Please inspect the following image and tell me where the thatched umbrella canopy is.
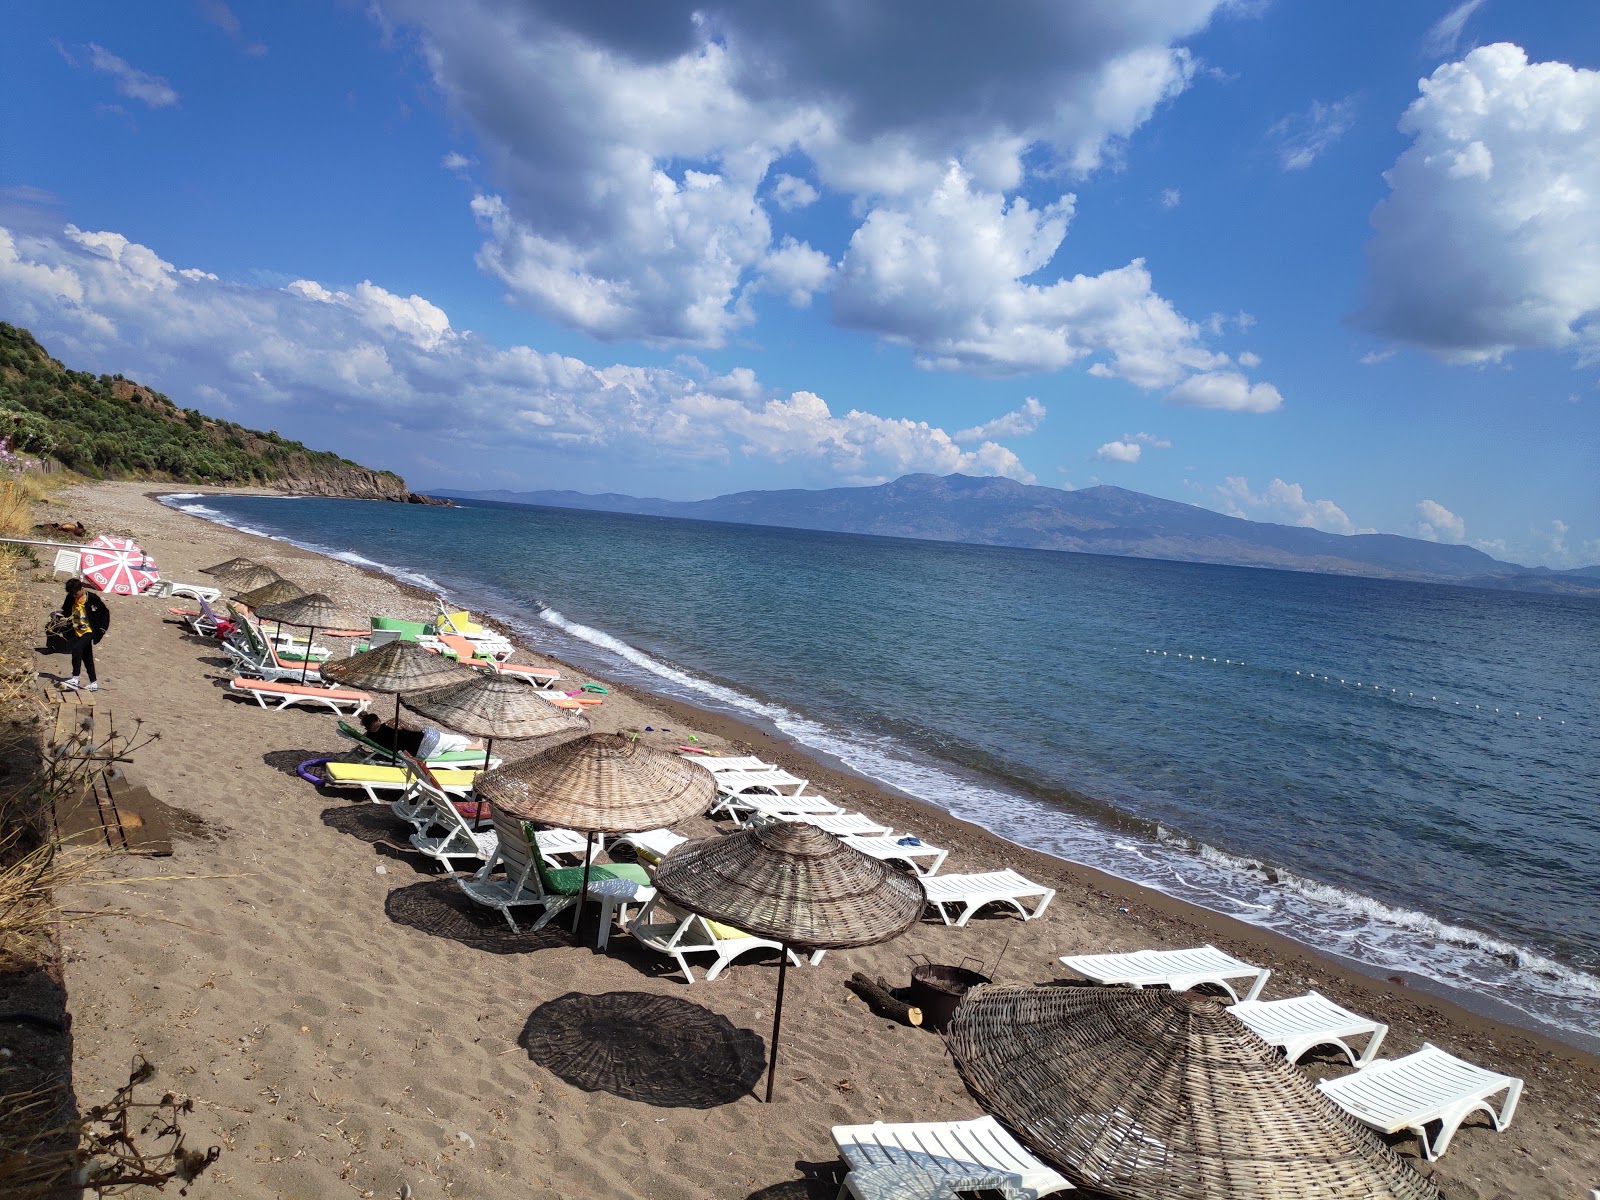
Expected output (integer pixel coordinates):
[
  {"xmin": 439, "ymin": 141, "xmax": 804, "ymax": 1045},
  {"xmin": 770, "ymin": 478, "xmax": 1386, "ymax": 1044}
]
[
  {"xmin": 233, "ymin": 578, "xmax": 307, "ymax": 608},
  {"xmin": 257, "ymin": 592, "xmax": 344, "ymax": 685},
  {"xmin": 653, "ymin": 822, "xmax": 925, "ymax": 1101},
  {"xmin": 200, "ymin": 556, "xmax": 268, "ymax": 579},
  {"xmin": 477, "ymin": 733, "xmax": 715, "ymax": 933},
  {"xmin": 214, "ymin": 561, "xmax": 282, "ymax": 593},
  {"xmin": 403, "ymin": 674, "xmax": 589, "ymax": 801},
  {"xmin": 319, "ymin": 639, "xmax": 479, "ymax": 729},
  {"xmin": 945, "ymin": 984, "xmax": 1440, "ymax": 1200},
  {"xmin": 477, "ymin": 733, "xmax": 714, "ymax": 833}
]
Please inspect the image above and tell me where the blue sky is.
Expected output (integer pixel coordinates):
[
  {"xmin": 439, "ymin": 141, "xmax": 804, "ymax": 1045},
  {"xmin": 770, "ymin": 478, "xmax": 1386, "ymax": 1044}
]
[{"xmin": 2, "ymin": 1, "xmax": 1597, "ymax": 567}]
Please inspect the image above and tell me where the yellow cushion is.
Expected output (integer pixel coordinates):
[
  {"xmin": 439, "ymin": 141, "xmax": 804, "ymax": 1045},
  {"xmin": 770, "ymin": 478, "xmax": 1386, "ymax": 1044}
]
[
  {"xmin": 705, "ymin": 918, "xmax": 753, "ymax": 942},
  {"xmin": 324, "ymin": 762, "xmax": 478, "ymax": 786},
  {"xmin": 443, "ymin": 610, "xmax": 485, "ymax": 635}
]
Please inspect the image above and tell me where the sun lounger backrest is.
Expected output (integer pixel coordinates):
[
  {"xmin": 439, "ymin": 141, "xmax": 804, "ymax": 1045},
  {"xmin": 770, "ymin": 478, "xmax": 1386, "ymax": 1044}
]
[
  {"xmin": 372, "ymin": 616, "xmax": 431, "ymax": 640},
  {"xmin": 486, "ymin": 809, "xmax": 548, "ymax": 899}
]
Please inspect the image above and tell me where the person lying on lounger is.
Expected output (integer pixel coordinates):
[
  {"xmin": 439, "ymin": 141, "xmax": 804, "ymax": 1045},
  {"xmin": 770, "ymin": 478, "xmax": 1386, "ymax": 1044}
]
[{"xmin": 357, "ymin": 713, "xmax": 480, "ymax": 758}]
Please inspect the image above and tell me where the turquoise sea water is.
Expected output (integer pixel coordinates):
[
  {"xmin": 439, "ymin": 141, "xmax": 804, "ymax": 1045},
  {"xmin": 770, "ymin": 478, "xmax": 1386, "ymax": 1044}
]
[{"xmin": 166, "ymin": 493, "xmax": 1600, "ymax": 1046}]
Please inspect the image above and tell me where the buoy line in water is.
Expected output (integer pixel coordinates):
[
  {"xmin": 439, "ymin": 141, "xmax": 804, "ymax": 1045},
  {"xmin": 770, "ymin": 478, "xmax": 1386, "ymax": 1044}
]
[{"xmin": 1139, "ymin": 648, "xmax": 1569, "ymax": 727}]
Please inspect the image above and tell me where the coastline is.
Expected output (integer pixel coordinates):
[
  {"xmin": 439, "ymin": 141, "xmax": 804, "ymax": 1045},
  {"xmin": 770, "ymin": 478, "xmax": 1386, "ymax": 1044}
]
[{"xmin": 38, "ymin": 480, "xmax": 1600, "ymax": 1199}]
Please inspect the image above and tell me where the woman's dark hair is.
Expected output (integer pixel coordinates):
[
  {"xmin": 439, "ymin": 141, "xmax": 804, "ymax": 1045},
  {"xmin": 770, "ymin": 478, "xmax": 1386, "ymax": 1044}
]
[{"xmin": 64, "ymin": 579, "xmax": 83, "ymax": 595}]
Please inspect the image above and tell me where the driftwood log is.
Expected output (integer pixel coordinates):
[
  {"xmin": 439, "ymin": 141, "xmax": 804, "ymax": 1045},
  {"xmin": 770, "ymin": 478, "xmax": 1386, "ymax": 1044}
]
[{"xmin": 847, "ymin": 972, "xmax": 922, "ymax": 1027}]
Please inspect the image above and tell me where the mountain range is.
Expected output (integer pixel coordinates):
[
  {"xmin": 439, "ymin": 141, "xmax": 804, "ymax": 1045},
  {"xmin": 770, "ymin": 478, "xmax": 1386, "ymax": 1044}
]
[{"xmin": 438, "ymin": 473, "xmax": 1600, "ymax": 596}]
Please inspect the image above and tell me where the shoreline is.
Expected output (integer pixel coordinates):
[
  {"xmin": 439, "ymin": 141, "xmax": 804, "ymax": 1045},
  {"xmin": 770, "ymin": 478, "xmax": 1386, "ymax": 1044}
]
[
  {"xmin": 158, "ymin": 486, "xmax": 1600, "ymax": 1055},
  {"xmin": 38, "ymin": 479, "xmax": 1600, "ymax": 1199}
]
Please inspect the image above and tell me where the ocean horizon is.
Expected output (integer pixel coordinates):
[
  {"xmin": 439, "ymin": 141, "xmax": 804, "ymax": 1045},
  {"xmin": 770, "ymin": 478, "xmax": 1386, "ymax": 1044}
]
[{"xmin": 164, "ymin": 490, "xmax": 1600, "ymax": 1050}]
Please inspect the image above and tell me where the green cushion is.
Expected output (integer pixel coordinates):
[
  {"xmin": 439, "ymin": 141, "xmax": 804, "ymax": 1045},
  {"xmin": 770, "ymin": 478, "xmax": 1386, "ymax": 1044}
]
[
  {"xmin": 371, "ymin": 616, "xmax": 432, "ymax": 639},
  {"xmin": 523, "ymin": 821, "xmax": 650, "ymax": 895}
]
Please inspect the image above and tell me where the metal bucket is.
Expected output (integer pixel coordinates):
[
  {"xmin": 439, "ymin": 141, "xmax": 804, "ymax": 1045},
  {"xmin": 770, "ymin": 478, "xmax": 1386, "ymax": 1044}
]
[{"xmin": 908, "ymin": 956, "xmax": 991, "ymax": 1032}]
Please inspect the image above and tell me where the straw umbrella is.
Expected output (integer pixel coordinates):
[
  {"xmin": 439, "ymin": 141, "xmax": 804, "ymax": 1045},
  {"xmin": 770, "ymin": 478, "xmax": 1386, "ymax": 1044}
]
[
  {"xmin": 232, "ymin": 578, "xmax": 307, "ymax": 609},
  {"xmin": 319, "ymin": 639, "xmax": 479, "ymax": 733},
  {"xmin": 201, "ymin": 556, "xmax": 270, "ymax": 580},
  {"xmin": 257, "ymin": 592, "xmax": 343, "ymax": 685},
  {"xmin": 474, "ymin": 733, "xmax": 715, "ymax": 933},
  {"xmin": 211, "ymin": 561, "xmax": 282, "ymax": 592},
  {"xmin": 402, "ymin": 674, "xmax": 589, "ymax": 808},
  {"xmin": 652, "ymin": 822, "xmax": 925, "ymax": 1101},
  {"xmin": 945, "ymin": 984, "xmax": 1440, "ymax": 1200}
]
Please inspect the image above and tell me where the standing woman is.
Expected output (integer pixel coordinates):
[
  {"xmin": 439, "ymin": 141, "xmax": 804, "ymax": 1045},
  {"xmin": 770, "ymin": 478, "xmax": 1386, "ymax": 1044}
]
[{"xmin": 59, "ymin": 578, "xmax": 110, "ymax": 692}]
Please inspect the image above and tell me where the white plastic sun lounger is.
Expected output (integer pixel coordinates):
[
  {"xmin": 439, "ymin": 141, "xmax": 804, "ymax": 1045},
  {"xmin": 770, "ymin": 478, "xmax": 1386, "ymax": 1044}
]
[
  {"xmin": 230, "ymin": 677, "xmax": 372, "ymax": 715},
  {"xmin": 684, "ymin": 755, "xmax": 775, "ymax": 774},
  {"xmin": 320, "ymin": 761, "xmax": 479, "ymax": 805},
  {"xmin": 1318, "ymin": 1043, "xmax": 1522, "ymax": 1160},
  {"xmin": 831, "ymin": 1115, "xmax": 1073, "ymax": 1200},
  {"xmin": 922, "ymin": 870, "xmax": 1054, "ymax": 926},
  {"xmin": 626, "ymin": 896, "xmax": 819, "ymax": 984},
  {"xmin": 608, "ymin": 828, "xmax": 688, "ymax": 865},
  {"xmin": 722, "ymin": 793, "xmax": 846, "ymax": 824},
  {"xmin": 842, "ymin": 835, "xmax": 949, "ymax": 876},
  {"xmin": 714, "ymin": 767, "xmax": 809, "ymax": 798},
  {"xmin": 1230, "ymin": 991, "xmax": 1387, "ymax": 1067},
  {"xmin": 1058, "ymin": 944, "xmax": 1270, "ymax": 1004},
  {"xmin": 784, "ymin": 812, "xmax": 893, "ymax": 838}
]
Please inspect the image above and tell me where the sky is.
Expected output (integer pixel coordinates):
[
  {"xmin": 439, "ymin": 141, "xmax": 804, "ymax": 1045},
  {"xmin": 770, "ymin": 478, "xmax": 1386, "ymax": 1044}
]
[{"xmin": 2, "ymin": 1, "xmax": 1598, "ymax": 568}]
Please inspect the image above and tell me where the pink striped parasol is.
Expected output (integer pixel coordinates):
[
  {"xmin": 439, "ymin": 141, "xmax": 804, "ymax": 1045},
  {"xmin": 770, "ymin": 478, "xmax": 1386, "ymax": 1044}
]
[{"xmin": 80, "ymin": 536, "xmax": 161, "ymax": 595}]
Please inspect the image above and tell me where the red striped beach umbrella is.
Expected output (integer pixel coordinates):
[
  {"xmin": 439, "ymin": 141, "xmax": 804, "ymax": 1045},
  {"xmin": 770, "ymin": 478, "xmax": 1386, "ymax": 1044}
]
[{"xmin": 80, "ymin": 537, "xmax": 161, "ymax": 596}]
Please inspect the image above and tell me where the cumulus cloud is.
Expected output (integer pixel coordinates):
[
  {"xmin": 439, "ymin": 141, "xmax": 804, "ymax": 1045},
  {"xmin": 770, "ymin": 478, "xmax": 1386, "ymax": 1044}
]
[
  {"xmin": 771, "ymin": 174, "xmax": 819, "ymax": 211},
  {"xmin": 1268, "ymin": 97, "xmax": 1356, "ymax": 170},
  {"xmin": 1236, "ymin": 350, "xmax": 1261, "ymax": 368},
  {"xmin": 0, "ymin": 222, "xmax": 1037, "ymax": 489},
  {"xmin": 1166, "ymin": 371, "xmax": 1282, "ymax": 412},
  {"xmin": 1415, "ymin": 499, "xmax": 1466, "ymax": 542},
  {"xmin": 441, "ymin": 151, "xmax": 474, "ymax": 171},
  {"xmin": 1359, "ymin": 44, "xmax": 1600, "ymax": 363},
  {"xmin": 954, "ymin": 397, "xmax": 1046, "ymax": 444},
  {"xmin": 87, "ymin": 45, "xmax": 179, "ymax": 108},
  {"xmin": 1126, "ymin": 430, "xmax": 1171, "ymax": 448},
  {"xmin": 373, "ymin": 0, "xmax": 1267, "ymax": 399},
  {"xmin": 1217, "ymin": 476, "xmax": 1364, "ymax": 534},
  {"xmin": 1094, "ymin": 440, "xmax": 1141, "ymax": 464},
  {"xmin": 1423, "ymin": 0, "xmax": 1486, "ymax": 57}
]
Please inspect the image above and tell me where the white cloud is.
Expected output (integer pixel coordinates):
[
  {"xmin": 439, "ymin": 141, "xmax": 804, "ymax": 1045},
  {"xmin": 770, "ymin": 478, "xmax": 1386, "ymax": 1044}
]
[
  {"xmin": 1161, "ymin": 188, "xmax": 1181, "ymax": 208},
  {"xmin": 771, "ymin": 174, "xmax": 819, "ymax": 211},
  {"xmin": 1423, "ymin": 0, "xmax": 1487, "ymax": 57},
  {"xmin": 1543, "ymin": 518, "xmax": 1570, "ymax": 561},
  {"xmin": 1126, "ymin": 430, "xmax": 1171, "ymax": 448},
  {"xmin": 87, "ymin": 44, "xmax": 179, "ymax": 108},
  {"xmin": 1268, "ymin": 97, "xmax": 1356, "ymax": 170},
  {"xmin": 1217, "ymin": 476, "xmax": 1364, "ymax": 535},
  {"xmin": 374, "ymin": 0, "xmax": 1254, "ymax": 389},
  {"xmin": 1359, "ymin": 348, "xmax": 1396, "ymax": 365},
  {"xmin": 1094, "ymin": 440, "xmax": 1141, "ymax": 464},
  {"xmin": 1236, "ymin": 350, "xmax": 1261, "ymax": 368},
  {"xmin": 1415, "ymin": 499, "xmax": 1466, "ymax": 542},
  {"xmin": 441, "ymin": 151, "xmax": 474, "ymax": 171},
  {"xmin": 1360, "ymin": 44, "xmax": 1600, "ymax": 364},
  {"xmin": 954, "ymin": 397, "xmax": 1046, "ymax": 444},
  {"xmin": 834, "ymin": 163, "xmax": 1245, "ymax": 386},
  {"xmin": 0, "ymin": 222, "xmax": 1037, "ymax": 489},
  {"xmin": 1166, "ymin": 371, "xmax": 1282, "ymax": 412}
]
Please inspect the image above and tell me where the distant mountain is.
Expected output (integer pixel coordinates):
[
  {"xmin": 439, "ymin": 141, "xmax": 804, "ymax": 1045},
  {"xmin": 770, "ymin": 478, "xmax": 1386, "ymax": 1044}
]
[{"xmin": 439, "ymin": 474, "xmax": 1600, "ymax": 595}]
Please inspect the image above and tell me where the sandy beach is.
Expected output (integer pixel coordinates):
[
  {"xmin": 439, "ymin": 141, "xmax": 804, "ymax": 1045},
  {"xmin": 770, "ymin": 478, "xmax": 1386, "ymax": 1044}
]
[{"xmin": 28, "ymin": 481, "xmax": 1600, "ymax": 1199}]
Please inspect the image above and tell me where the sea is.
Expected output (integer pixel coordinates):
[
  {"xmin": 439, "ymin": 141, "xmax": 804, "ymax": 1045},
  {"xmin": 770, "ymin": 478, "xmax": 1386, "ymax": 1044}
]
[{"xmin": 163, "ymin": 492, "xmax": 1600, "ymax": 1050}]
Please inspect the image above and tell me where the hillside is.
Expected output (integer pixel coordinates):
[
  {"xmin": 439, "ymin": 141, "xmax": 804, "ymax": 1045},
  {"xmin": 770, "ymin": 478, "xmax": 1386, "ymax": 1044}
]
[
  {"xmin": 0, "ymin": 323, "xmax": 437, "ymax": 501},
  {"xmin": 446, "ymin": 474, "xmax": 1600, "ymax": 595}
]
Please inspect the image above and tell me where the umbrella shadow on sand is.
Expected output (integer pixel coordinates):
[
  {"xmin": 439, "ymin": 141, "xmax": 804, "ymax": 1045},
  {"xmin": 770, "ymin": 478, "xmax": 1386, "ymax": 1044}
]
[
  {"xmin": 520, "ymin": 991, "xmax": 765, "ymax": 1109},
  {"xmin": 384, "ymin": 878, "xmax": 570, "ymax": 956}
]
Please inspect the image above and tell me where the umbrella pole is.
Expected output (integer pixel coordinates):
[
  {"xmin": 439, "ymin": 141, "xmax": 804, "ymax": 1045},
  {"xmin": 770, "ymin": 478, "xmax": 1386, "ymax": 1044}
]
[
  {"xmin": 765, "ymin": 945, "xmax": 790, "ymax": 1103},
  {"xmin": 571, "ymin": 831, "xmax": 596, "ymax": 936},
  {"xmin": 473, "ymin": 737, "xmax": 495, "ymax": 825},
  {"xmin": 299, "ymin": 623, "xmax": 316, "ymax": 686}
]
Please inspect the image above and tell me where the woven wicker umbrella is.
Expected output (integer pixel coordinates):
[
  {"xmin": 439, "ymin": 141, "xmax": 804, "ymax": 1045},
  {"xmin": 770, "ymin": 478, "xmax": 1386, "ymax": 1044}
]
[
  {"xmin": 257, "ymin": 592, "xmax": 343, "ymax": 685},
  {"xmin": 233, "ymin": 578, "xmax": 307, "ymax": 608},
  {"xmin": 476, "ymin": 733, "xmax": 715, "ymax": 933},
  {"xmin": 653, "ymin": 822, "xmax": 925, "ymax": 1101},
  {"xmin": 200, "ymin": 556, "xmax": 267, "ymax": 579},
  {"xmin": 402, "ymin": 674, "xmax": 589, "ymax": 802},
  {"xmin": 211, "ymin": 561, "xmax": 281, "ymax": 592},
  {"xmin": 945, "ymin": 984, "xmax": 1440, "ymax": 1200},
  {"xmin": 319, "ymin": 639, "xmax": 479, "ymax": 732}
]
